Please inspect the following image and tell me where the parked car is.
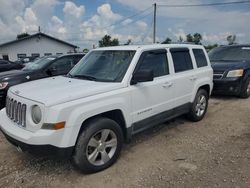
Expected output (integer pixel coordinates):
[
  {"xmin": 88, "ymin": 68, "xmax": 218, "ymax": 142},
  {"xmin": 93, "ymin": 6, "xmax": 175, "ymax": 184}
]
[
  {"xmin": 15, "ymin": 56, "xmax": 39, "ymax": 65},
  {"xmin": 0, "ymin": 59, "xmax": 24, "ymax": 73},
  {"xmin": 209, "ymin": 44, "xmax": 250, "ymax": 98},
  {"xmin": 0, "ymin": 54, "xmax": 84, "ymax": 109},
  {"xmin": 0, "ymin": 44, "xmax": 213, "ymax": 173}
]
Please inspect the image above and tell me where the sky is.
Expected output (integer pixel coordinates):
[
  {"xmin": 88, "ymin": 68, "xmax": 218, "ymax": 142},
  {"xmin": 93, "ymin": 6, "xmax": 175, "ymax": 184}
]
[{"xmin": 0, "ymin": 0, "xmax": 250, "ymax": 49}]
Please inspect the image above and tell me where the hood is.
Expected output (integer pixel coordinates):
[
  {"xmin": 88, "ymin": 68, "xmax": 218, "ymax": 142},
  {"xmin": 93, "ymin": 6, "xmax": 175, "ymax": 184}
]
[
  {"xmin": 0, "ymin": 69, "xmax": 33, "ymax": 81},
  {"xmin": 9, "ymin": 76, "xmax": 124, "ymax": 106},
  {"xmin": 211, "ymin": 60, "xmax": 249, "ymax": 71}
]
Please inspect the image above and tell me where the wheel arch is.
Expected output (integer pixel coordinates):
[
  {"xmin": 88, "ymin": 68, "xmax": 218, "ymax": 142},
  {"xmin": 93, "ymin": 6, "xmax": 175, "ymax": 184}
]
[{"xmin": 75, "ymin": 109, "xmax": 129, "ymax": 146}]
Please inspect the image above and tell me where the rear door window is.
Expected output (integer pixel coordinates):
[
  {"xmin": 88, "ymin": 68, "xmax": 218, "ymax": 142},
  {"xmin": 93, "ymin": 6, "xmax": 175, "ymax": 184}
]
[
  {"xmin": 193, "ymin": 49, "xmax": 208, "ymax": 67},
  {"xmin": 170, "ymin": 48, "xmax": 193, "ymax": 73}
]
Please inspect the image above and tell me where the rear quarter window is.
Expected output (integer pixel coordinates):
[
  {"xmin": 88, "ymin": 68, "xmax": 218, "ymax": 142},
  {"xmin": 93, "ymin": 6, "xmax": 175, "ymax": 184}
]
[
  {"xmin": 193, "ymin": 49, "xmax": 208, "ymax": 68},
  {"xmin": 170, "ymin": 48, "xmax": 193, "ymax": 73}
]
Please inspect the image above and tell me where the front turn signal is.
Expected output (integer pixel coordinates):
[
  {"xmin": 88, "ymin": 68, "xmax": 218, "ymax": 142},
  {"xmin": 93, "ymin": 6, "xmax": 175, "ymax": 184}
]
[{"xmin": 42, "ymin": 121, "xmax": 65, "ymax": 130}]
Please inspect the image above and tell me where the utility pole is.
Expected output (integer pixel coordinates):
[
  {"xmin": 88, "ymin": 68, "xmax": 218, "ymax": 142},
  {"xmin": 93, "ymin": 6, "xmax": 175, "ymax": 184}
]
[{"xmin": 153, "ymin": 3, "xmax": 156, "ymax": 43}]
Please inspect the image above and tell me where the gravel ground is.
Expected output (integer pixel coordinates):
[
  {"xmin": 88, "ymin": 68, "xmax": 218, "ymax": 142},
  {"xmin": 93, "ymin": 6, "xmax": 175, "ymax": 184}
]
[{"xmin": 0, "ymin": 97, "xmax": 249, "ymax": 188}]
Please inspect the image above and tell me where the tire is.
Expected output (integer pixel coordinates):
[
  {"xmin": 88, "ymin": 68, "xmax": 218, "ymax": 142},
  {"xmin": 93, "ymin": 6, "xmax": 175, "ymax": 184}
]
[
  {"xmin": 187, "ymin": 89, "xmax": 209, "ymax": 122},
  {"xmin": 72, "ymin": 117, "xmax": 123, "ymax": 174},
  {"xmin": 239, "ymin": 77, "xmax": 250, "ymax": 98}
]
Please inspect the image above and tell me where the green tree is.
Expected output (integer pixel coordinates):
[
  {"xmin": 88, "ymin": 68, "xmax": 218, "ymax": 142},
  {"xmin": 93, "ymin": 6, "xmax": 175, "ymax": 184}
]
[
  {"xmin": 186, "ymin": 34, "xmax": 193, "ymax": 43},
  {"xmin": 193, "ymin": 33, "xmax": 202, "ymax": 44},
  {"xmin": 227, "ymin": 35, "xmax": 236, "ymax": 45},
  {"xmin": 124, "ymin": 39, "xmax": 132, "ymax": 45},
  {"xmin": 99, "ymin": 35, "xmax": 119, "ymax": 47},
  {"xmin": 16, "ymin": 33, "xmax": 30, "ymax": 40},
  {"xmin": 178, "ymin": 36, "xmax": 183, "ymax": 43},
  {"xmin": 161, "ymin": 37, "xmax": 172, "ymax": 44},
  {"xmin": 204, "ymin": 44, "xmax": 218, "ymax": 52},
  {"xmin": 83, "ymin": 48, "xmax": 89, "ymax": 53}
]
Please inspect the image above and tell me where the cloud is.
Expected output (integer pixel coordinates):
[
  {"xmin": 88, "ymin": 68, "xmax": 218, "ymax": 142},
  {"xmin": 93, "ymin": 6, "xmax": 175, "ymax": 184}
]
[
  {"xmin": 51, "ymin": 16, "xmax": 63, "ymax": 25},
  {"xmin": 168, "ymin": 28, "xmax": 186, "ymax": 41},
  {"xmin": 115, "ymin": 0, "xmax": 250, "ymax": 44},
  {"xmin": 2, "ymin": 0, "xmax": 247, "ymax": 48},
  {"xmin": 63, "ymin": 1, "xmax": 85, "ymax": 19},
  {"xmin": 79, "ymin": 3, "xmax": 152, "ymax": 46},
  {"xmin": 15, "ymin": 8, "xmax": 38, "ymax": 33},
  {"xmin": 30, "ymin": 0, "xmax": 59, "ymax": 28}
]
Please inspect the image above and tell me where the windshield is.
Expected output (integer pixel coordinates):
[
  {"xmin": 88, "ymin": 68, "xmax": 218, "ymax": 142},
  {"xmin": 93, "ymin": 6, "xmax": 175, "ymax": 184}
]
[
  {"xmin": 208, "ymin": 46, "xmax": 250, "ymax": 63},
  {"xmin": 69, "ymin": 50, "xmax": 136, "ymax": 82},
  {"xmin": 23, "ymin": 57, "xmax": 56, "ymax": 70}
]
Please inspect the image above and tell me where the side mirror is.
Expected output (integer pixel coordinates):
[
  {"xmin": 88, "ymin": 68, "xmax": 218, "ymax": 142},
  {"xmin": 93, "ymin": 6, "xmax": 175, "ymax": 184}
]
[{"xmin": 131, "ymin": 69, "xmax": 154, "ymax": 85}]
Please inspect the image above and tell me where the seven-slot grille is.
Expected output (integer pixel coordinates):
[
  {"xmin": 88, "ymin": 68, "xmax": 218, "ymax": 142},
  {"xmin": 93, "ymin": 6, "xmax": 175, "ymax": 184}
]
[{"xmin": 6, "ymin": 96, "xmax": 26, "ymax": 127}]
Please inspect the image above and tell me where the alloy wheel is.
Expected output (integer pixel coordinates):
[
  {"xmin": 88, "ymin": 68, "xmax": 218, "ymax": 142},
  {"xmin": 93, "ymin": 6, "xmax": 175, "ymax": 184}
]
[
  {"xmin": 86, "ymin": 129, "xmax": 117, "ymax": 166},
  {"xmin": 195, "ymin": 95, "xmax": 207, "ymax": 117}
]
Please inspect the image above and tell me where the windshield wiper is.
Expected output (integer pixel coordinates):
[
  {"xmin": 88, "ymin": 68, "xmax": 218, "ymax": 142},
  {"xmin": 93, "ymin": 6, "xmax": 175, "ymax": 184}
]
[{"xmin": 70, "ymin": 74, "xmax": 97, "ymax": 81}]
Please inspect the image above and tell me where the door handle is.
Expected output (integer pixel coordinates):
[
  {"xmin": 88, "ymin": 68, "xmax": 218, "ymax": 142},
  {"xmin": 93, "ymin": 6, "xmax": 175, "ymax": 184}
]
[
  {"xmin": 190, "ymin": 76, "xmax": 197, "ymax": 81},
  {"xmin": 162, "ymin": 82, "xmax": 173, "ymax": 88}
]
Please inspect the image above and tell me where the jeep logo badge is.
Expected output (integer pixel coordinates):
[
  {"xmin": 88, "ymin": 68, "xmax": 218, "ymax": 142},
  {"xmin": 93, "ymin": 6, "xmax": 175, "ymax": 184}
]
[{"xmin": 14, "ymin": 90, "xmax": 20, "ymax": 95}]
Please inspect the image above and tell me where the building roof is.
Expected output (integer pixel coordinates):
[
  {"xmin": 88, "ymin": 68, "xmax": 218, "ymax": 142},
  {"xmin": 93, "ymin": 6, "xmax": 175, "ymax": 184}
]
[{"xmin": 0, "ymin": 32, "xmax": 78, "ymax": 49}]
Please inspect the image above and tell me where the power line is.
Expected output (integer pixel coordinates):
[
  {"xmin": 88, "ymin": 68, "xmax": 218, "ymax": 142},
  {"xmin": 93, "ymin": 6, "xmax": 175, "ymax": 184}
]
[
  {"xmin": 158, "ymin": 0, "xmax": 250, "ymax": 7},
  {"xmin": 113, "ymin": 11, "xmax": 153, "ymax": 31},
  {"xmin": 101, "ymin": 6, "xmax": 152, "ymax": 30}
]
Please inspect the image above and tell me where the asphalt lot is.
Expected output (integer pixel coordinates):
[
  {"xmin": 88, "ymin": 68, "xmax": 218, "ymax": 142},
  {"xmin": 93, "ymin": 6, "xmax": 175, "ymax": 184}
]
[{"xmin": 0, "ymin": 97, "xmax": 249, "ymax": 188}]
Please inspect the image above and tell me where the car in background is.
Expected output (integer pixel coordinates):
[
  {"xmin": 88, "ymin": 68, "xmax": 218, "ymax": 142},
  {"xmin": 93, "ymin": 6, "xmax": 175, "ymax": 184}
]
[
  {"xmin": 15, "ymin": 56, "xmax": 39, "ymax": 65},
  {"xmin": 0, "ymin": 59, "xmax": 24, "ymax": 73},
  {"xmin": 209, "ymin": 44, "xmax": 250, "ymax": 98},
  {"xmin": 0, "ymin": 53, "xmax": 84, "ymax": 109}
]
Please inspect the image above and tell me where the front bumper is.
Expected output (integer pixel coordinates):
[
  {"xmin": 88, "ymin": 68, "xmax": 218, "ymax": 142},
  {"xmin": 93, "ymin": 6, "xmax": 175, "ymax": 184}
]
[
  {"xmin": 0, "ymin": 109, "xmax": 74, "ymax": 158},
  {"xmin": 213, "ymin": 78, "xmax": 242, "ymax": 95}
]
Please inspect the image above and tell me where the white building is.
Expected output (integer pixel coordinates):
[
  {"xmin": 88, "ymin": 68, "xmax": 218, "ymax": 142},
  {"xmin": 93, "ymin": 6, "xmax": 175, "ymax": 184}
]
[{"xmin": 0, "ymin": 32, "xmax": 78, "ymax": 61}]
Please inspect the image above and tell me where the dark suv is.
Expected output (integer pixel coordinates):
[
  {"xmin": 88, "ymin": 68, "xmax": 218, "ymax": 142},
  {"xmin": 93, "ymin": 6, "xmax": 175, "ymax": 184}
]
[
  {"xmin": 209, "ymin": 45, "xmax": 250, "ymax": 98},
  {"xmin": 0, "ymin": 53, "xmax": 84, "ymax": 109}
]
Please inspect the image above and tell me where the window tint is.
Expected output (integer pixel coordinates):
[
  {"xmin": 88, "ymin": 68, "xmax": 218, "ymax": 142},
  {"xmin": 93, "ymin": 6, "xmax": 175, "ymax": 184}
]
[
  {"xmin": 193, "ymin": 49, "xmax": 208, "ymax": 67},
  {"xmin": 171, "ymin": 49, "xmax": 193, "ymax": 73},
  {"xmin": 50, "ymin": 56, "xmax": 75, "ymax": 73},
  {"xmin": 138, "ymin": 50, "xmax": 169, "ymax": 78},
  {"xmin": 73, "ymin": 55, "xmax": 84, "ymax": 65}
]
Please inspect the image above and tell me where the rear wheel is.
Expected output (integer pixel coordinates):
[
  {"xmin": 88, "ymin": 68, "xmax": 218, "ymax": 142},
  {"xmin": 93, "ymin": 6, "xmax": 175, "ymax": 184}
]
[
  {"xmin": 239, "ymin": 78, "xmax": 250, "ymax": 98},
  {"xmin": 187, "ymin": 89, "xmax": 208, "ymax": 122},
  {"xmin": 72, "ymin": 117, "xmax": 123, "ymax": 174}
]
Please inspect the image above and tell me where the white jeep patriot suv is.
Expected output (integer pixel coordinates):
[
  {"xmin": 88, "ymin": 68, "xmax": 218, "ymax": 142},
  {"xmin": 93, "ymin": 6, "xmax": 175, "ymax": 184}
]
[{"xmin": 0, "ymin": 44, "xmax": 213, "ymax": 173}]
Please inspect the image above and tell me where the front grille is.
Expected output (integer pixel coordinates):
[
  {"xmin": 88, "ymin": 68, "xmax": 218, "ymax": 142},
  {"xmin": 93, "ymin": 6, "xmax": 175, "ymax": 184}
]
[{"xmin": 6, "ymin": 96, "xmax": 26, "ymax": 127}]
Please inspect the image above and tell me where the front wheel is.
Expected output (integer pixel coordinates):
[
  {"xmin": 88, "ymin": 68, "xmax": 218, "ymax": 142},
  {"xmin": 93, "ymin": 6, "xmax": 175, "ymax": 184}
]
[
  {"xmin": 72, "ymin": 117, "xmax": 123, "ymax": 174},
  {"xmin": 187, "ymin": 89, "xmax": 209, "ymax": 122},
  {"xmin": 239, "ymin": 78, "xmax": 250, "ymax": 98}
]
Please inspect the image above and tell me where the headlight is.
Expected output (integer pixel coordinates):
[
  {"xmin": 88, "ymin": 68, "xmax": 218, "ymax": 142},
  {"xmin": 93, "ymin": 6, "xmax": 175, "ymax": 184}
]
[
  {"xmin": 0, "ymin": 82, "xmax": 8, "ymax": 90},
  {"xmin": 31, "ymin": 105, "xmax": 42, "ymax": 124},
  {"xmin": 226, "ymin": 69, "xmax": 244, "ymax": 78}
]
